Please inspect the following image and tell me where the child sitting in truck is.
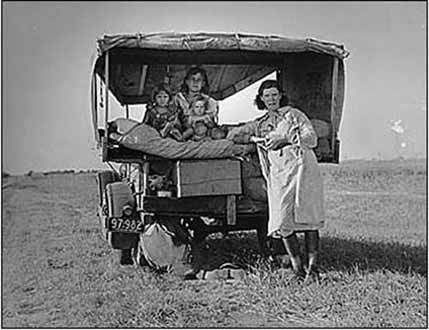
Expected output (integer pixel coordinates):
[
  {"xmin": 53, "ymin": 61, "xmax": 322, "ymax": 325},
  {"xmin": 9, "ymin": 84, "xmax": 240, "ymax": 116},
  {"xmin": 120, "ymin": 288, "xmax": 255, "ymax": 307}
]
[
  {"xmin": 182, "ymin": 95, "xmax": 217, "ymax": 141},
  {"xmin": 143, "ymin": 83, "xmax": 184, "ymax": 141},
  {"xmin": 192, "ymin": 123, "xmax": 228, "ymax": 142},
  {"xmin": 210, "ymin": 125, "xmax": 228, "ymax": 140}
]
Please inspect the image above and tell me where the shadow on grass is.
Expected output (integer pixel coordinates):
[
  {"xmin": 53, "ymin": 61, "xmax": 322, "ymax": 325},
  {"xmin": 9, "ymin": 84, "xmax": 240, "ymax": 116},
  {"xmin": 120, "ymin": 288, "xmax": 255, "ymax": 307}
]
[
  {"xmin": 319, "ymin": 236, "xmax": 427, "ymax": 276},
  {"xmin": 202, "ymin": 232, "xmax": 427, "ymax": 276}
]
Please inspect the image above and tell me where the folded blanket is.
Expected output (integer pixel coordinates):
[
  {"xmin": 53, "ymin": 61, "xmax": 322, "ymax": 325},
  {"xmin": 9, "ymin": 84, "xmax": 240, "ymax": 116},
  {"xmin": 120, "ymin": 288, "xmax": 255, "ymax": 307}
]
[
  {"xmin": 310, "ymin": 119, "xmax": 331, "ymax": 138},
  {"xmin": 314, "ymin": 137, "xmax": 331, "ymax": 158},
  {"xmin": 111, "ymin": 119, "xmax": 252, "ymax": 159}
]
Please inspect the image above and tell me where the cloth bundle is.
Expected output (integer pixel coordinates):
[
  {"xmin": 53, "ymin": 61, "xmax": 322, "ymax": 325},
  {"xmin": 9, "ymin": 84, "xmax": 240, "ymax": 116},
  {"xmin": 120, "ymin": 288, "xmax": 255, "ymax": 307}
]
[
  {"xmin": 310, "ymin": 119, "xmax": 332, "ymax": 158},
  {"xmin": 111, "ymin": 118, "xmax": 252, "ymax": 159},
  {"xmin": 138, "ymin": 219, "xmax": 191, "ymax": 271},
  {"xmin": 310, "ymin": 119, "xmax": 331, "ymax": 138}
]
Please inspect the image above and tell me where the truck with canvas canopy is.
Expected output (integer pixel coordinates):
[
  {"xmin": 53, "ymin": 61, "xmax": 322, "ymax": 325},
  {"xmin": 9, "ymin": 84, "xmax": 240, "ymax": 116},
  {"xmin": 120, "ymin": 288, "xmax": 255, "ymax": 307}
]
[{"xmin": 90, "ymin": 32, "xmax": 349, "ymax": 268}]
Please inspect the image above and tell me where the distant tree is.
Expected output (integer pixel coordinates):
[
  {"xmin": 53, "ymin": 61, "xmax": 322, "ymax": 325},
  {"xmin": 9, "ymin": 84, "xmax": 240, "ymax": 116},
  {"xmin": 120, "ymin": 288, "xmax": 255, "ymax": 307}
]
[
  {"xmin": 2, "ymin": 171, "xmax": 10, "ymax": 178},
  {"xmin": 27, "ymin": 170, "xmax": 34, "ymax": 176}
]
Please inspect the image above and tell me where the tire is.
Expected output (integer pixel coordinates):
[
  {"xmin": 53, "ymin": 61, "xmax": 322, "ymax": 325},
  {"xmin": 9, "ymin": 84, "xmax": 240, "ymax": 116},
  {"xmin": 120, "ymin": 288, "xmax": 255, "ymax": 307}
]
[
  {"xmin": 119, "ymin": 249, "xmax": 134, "ymax": 265},
  {"xmin": 256, "ymin": 223, "xmax": 269, "ymax": 257}
]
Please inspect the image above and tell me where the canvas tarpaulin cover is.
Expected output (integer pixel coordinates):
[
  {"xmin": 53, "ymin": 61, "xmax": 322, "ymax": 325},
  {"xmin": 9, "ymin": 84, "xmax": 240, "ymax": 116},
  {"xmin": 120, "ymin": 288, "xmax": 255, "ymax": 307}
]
[
  {"xmin": 90, "ymin": 32, "xmax": 349, "ymax": 158},
  {"xmin": 96, "ymin": 32, "xmax": 349, "ymax": 58},
  {"xmin": 113, "ymin": 119, "xmax": 253, "ymax": 159},
  {"xmin": 93, "ymin": 32, "xmax": 349, "ymax": 103}
]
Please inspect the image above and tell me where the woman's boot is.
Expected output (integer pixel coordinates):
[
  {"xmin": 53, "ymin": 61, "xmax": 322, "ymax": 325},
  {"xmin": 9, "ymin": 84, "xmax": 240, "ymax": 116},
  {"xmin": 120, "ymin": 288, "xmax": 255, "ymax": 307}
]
[
  {"xmin": 304, "ymin": 230, "xmax": 320, "ymax": 282},
  {"xmin": 282, "ymin": 233, "xmax": 305, "ymax": 278}
]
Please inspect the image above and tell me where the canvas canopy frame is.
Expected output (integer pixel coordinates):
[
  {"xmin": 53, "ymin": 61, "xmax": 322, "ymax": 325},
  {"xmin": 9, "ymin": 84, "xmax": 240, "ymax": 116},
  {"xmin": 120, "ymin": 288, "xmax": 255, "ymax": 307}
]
[{"xmin": 90, "ymin": 32, "xmax": 349, "ymax": 162}]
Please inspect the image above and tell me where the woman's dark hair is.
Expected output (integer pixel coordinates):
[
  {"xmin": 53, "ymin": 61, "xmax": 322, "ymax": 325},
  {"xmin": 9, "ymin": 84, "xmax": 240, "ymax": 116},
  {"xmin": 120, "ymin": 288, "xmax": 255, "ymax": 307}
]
[
  {"xmin": 254, "ymin": 79, "xmax": 289, "ymax": 110},
  {"xmin": 180, "ymin": 66, "xmax": 210, "ymax": 95},
  {"xmin": 151, "ymin": 83, "xmax": 172, "ymax": 103}
]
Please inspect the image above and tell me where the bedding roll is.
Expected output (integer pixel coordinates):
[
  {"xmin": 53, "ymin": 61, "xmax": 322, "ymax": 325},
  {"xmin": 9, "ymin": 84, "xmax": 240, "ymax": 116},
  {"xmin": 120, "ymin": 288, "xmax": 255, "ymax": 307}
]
[
  {"xmin": 310, "ymin": 119, "xmax": 331, "ymax": 138},
  {"xmin": 116, "ymin": 120, "xmax": 252, "ymax": 159}
]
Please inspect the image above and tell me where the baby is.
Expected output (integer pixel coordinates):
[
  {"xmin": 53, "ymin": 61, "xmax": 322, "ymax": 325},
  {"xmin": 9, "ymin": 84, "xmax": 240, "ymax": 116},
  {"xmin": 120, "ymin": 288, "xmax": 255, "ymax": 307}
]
[
  {"xmin": 210, "ymin": 126, "xmax": 228, "ymax": 140},
  {"xmin": 143, "ymin": 84, "xmax": 183, "ymax": 141},
  {"xmin": 182, "ymin": 96, "xmax": 216, "ymax": 141}
]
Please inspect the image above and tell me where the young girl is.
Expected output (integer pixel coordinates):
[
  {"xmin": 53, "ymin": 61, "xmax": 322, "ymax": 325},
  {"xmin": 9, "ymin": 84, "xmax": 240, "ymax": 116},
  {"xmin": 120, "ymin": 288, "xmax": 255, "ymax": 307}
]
[
  {"xmin": 174, "ymin": 66, "xmax": 219, "ymax": 125},
  {"xmin": 143, "ymin": 83, "xmax": 183, "ymax": 141}
]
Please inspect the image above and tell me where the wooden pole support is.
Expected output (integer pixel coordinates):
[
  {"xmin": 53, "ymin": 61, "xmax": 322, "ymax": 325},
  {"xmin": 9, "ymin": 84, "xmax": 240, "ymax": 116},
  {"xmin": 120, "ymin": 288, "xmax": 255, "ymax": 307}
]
[
  {"xmin": 104, "ymin": 51, "xmax": 109, "ymax": 140},
  {"xmin": 330, "ymin": 57, "xmax": 339, "ymax": 151},
  {"xmin": 125, "ymin": 104, "xmax": 129, "ymax": 119},
  {"xmin": 135, "ymin": 163, "xmax": 142, "ymax": 209},
  {"xmin": 226, "ymin": 195, "xmax": 237, "ymax": 226},
  {"xmin": 142, "ymin": 160, "xmax": 150, "ymax": 196}
]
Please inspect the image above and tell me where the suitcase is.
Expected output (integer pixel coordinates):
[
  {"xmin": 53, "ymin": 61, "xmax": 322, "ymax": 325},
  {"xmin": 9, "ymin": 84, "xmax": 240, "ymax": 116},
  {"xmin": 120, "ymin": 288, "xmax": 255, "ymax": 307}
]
[{"xmin": 173, "ymin": 159, "xmax": 242, "ymax": 197}]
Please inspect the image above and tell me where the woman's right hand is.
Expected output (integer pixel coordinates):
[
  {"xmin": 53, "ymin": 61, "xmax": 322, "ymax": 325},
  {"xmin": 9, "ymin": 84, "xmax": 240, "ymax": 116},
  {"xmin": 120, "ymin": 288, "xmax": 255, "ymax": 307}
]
[
  {"xmin": 250, "ymin": 136, "xmax": 266, "ymax": 144},
  {"xmin": 290, "ymin": 133, "xmax": 299, "ymax": 145},
  {"xmin": 265, "ymin": 132, "xmax": 290, "ymax": 150}
]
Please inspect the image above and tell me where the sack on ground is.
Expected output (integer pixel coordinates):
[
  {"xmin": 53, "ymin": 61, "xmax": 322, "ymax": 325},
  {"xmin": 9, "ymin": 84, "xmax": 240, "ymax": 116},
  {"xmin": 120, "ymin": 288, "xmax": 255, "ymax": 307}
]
[{"xmin": 138, "ymin": 222, "xmax": 188, "ymax": 271}]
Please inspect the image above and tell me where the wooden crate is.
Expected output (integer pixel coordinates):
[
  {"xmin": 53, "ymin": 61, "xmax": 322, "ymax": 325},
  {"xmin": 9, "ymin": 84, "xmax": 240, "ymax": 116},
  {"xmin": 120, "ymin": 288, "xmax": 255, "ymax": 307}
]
[{"xmin": 173, "ymin": 159, "xmax": 242, "ymax": 197}]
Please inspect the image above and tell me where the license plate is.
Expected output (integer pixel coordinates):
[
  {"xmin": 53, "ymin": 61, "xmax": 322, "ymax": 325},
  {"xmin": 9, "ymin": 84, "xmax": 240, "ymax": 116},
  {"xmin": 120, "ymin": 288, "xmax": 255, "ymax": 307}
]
[{"xmin": 107, "ymin": 217, "xmax": 145, "ymax": 233}]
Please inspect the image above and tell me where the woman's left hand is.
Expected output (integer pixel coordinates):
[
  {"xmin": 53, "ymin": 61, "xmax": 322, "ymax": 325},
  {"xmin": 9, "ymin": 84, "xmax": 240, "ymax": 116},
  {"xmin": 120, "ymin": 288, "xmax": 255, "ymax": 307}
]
[{"xmin": 265, "ymin": 132, "xmax": 289, "ymax": 150}]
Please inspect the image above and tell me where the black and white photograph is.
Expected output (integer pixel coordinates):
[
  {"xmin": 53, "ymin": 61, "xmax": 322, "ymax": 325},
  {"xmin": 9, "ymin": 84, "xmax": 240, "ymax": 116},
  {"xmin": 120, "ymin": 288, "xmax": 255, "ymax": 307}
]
[{"xmin": 2, "ymin": 1, "xmax": 427, "ymax": 328}]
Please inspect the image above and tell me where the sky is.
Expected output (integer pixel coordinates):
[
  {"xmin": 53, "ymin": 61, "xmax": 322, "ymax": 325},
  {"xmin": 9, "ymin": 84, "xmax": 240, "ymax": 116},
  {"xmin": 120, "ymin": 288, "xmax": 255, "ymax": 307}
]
[{"xmin": 2, "ymin": 1, "xmax": 427, "ymax": 174}]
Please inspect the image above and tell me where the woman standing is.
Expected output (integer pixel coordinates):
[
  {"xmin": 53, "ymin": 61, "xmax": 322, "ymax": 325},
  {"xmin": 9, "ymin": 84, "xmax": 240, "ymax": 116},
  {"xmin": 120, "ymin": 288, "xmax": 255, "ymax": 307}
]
[{"xmin": 227, "ymin": 79, "xmax": 324, "ymax": 281}]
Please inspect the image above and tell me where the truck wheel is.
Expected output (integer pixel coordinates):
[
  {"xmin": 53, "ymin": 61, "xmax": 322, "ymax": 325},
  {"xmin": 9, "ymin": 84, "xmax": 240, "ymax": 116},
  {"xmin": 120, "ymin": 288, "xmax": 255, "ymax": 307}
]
[
  {"xmin": 256, "ymin": 222, "xmax": 269, "ymax": 257},
  {"xmin": 184, "ymin": 217, "xmax": 208, "ymax": 243},
  {"xmin": 119, "ymin": 249, "xmax": 133, "ymax": 265}
]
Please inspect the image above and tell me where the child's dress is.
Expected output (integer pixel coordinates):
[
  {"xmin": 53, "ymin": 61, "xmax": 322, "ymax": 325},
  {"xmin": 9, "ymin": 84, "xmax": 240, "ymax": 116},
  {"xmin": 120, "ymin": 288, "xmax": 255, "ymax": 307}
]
[{"xmin": 143, "ymin": 106, "xmax": 182, "ymax": 138}]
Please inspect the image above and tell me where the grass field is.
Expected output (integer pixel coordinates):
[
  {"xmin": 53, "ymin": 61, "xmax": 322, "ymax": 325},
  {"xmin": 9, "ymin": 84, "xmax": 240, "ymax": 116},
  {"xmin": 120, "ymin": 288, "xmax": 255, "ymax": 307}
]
[{"xmin": 1, "ymin": 159, "xmax": 427, "ymax": 327}]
